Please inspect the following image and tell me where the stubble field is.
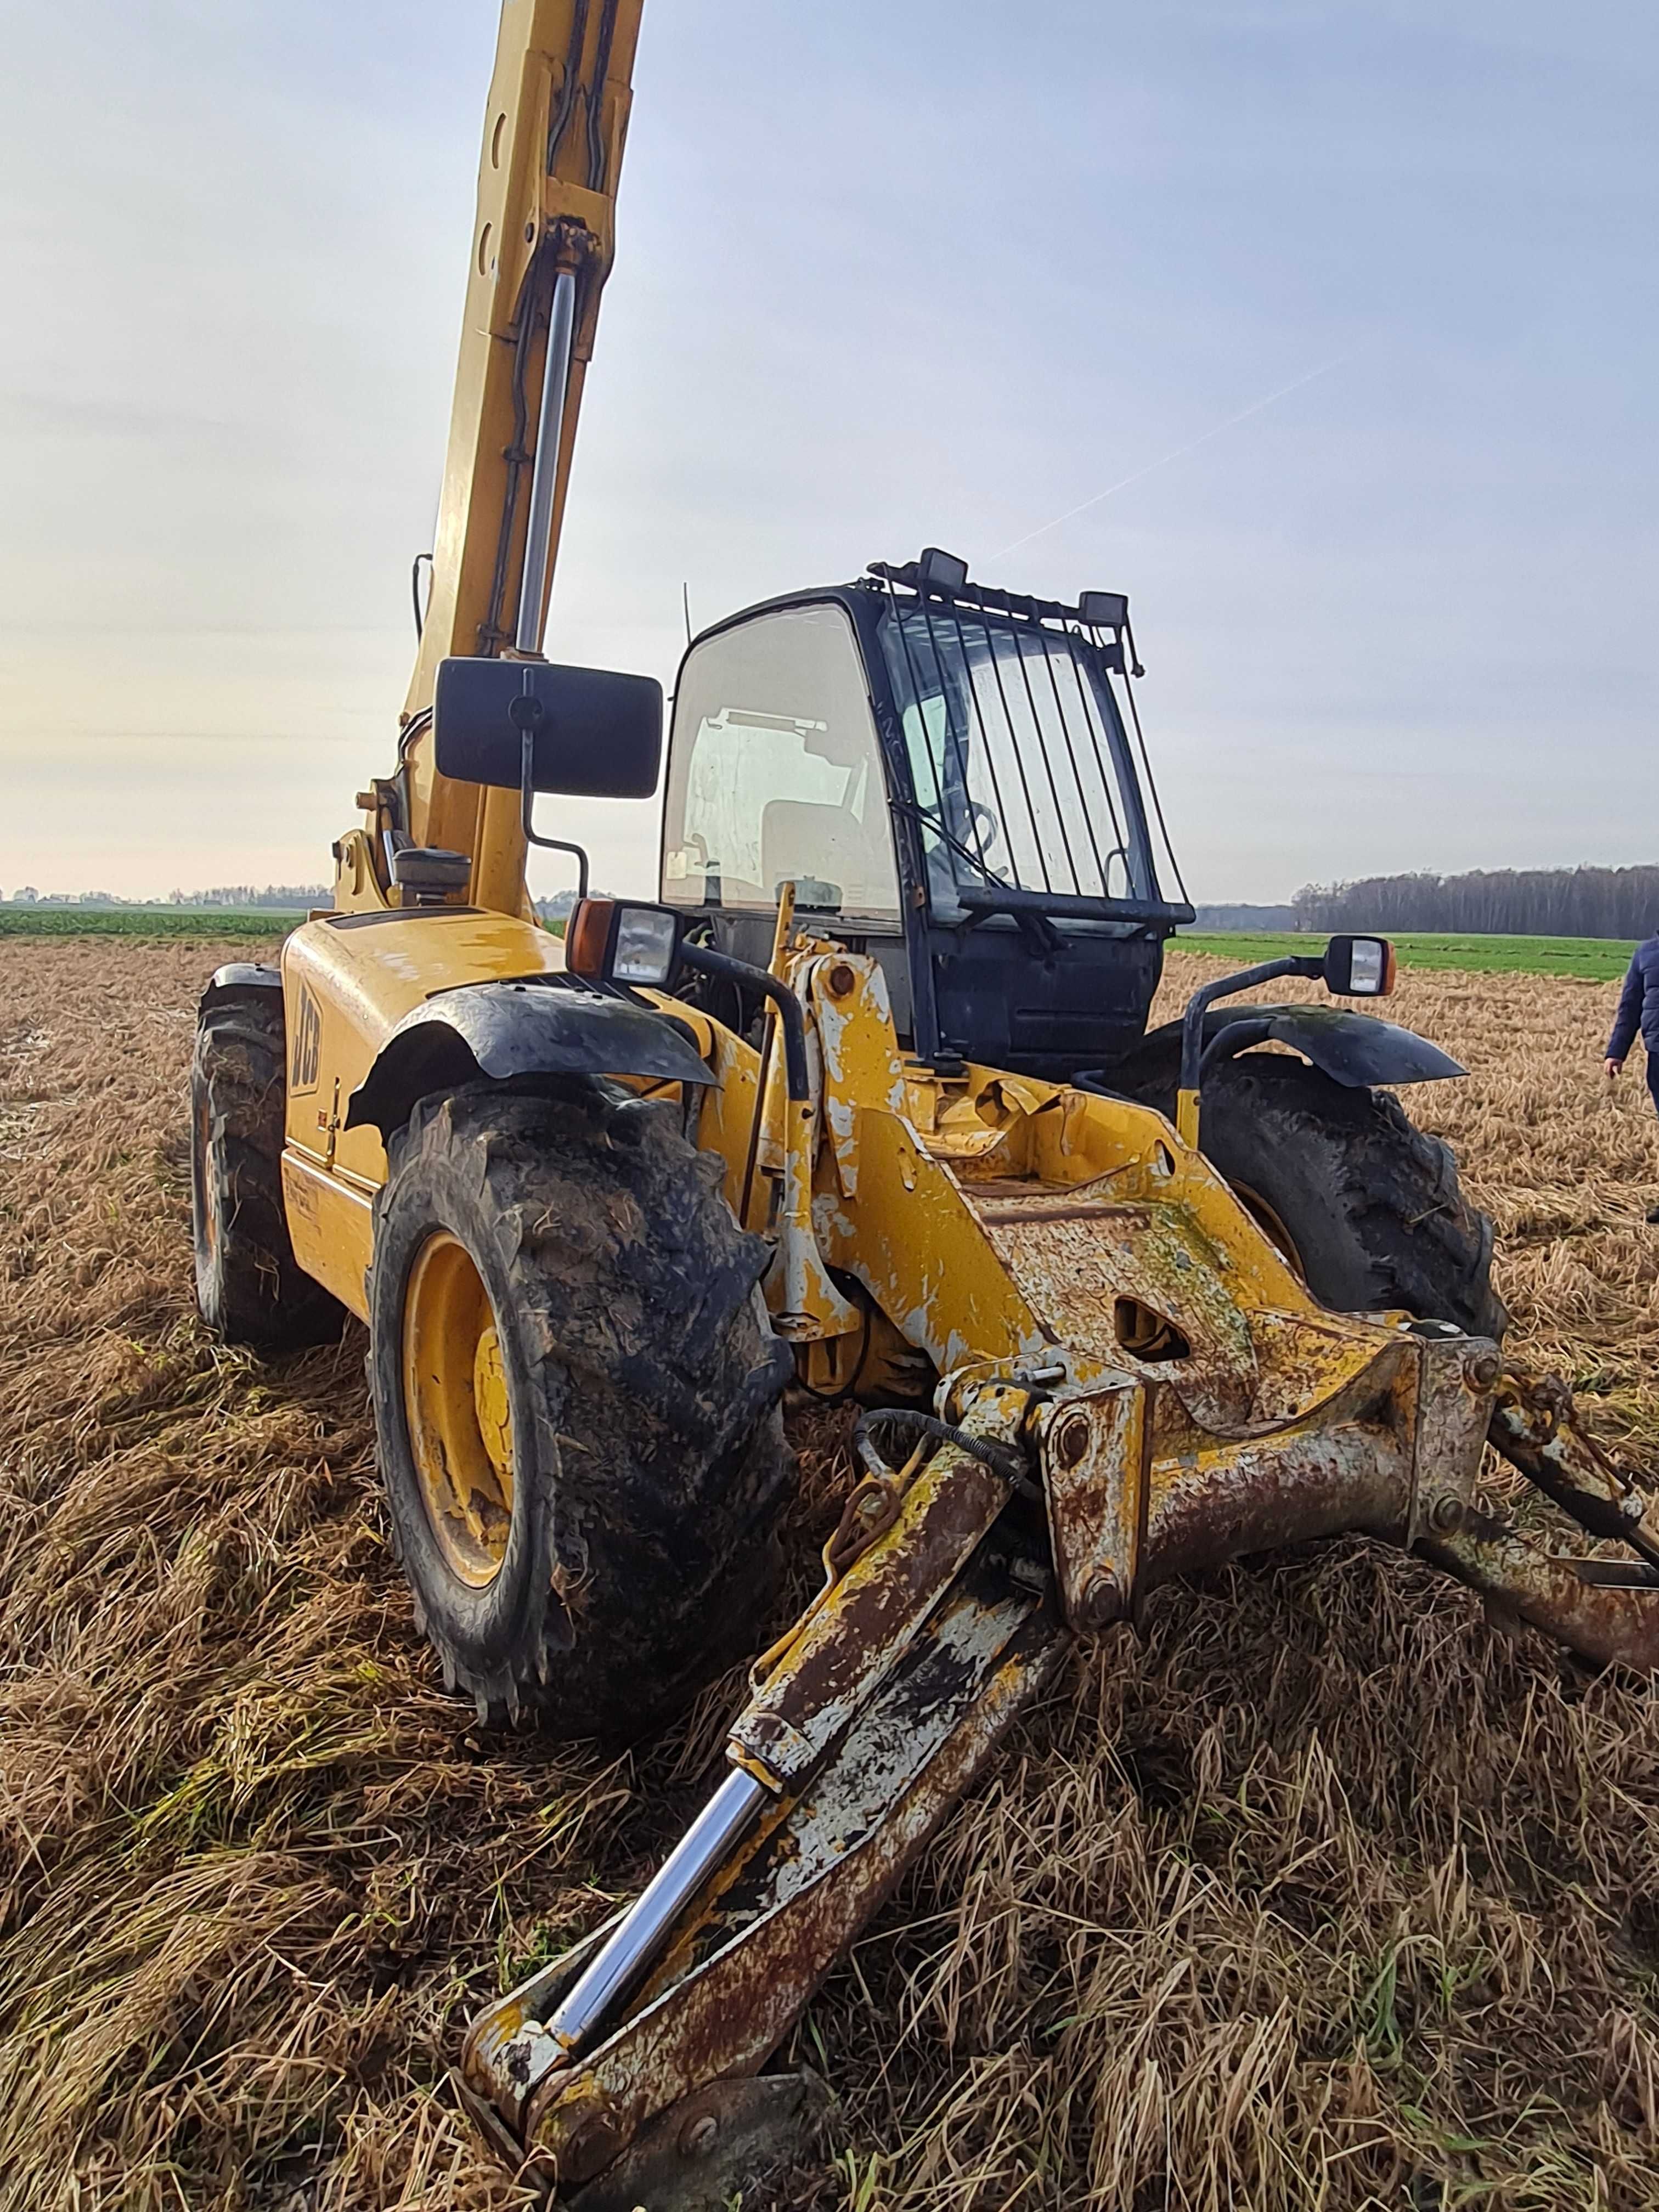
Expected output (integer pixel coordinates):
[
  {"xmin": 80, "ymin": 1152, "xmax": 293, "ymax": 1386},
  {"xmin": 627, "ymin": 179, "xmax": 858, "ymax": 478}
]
[{"xmin": 2, "ymin": 938, "xmax": 1659, "ymax": 2211}]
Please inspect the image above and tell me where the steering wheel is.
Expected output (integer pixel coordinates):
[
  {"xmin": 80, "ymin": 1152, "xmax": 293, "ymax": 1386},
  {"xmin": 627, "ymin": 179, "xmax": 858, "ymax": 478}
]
[{"xmin": 966, "ymin": 801, "xmax": 1001, "ymax": 862}]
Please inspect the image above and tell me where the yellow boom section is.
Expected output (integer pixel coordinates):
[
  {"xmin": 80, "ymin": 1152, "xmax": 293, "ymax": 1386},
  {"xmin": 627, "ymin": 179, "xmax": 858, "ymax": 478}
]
[{"xmin": 402, "ymin": 0, "xmax": 645, "ymax": 909}]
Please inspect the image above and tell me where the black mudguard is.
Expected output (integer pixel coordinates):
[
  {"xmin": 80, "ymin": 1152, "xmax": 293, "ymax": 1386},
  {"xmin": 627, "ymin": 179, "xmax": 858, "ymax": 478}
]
[
  {"xmin": 201, "ymin": 962, "xmax": 282, "ymax": 1006},
  {"xmin": 1112, "ymin": 1002, "xmax": 1464, "ymax": 1091},
  {"xmin": 345, "ymin": 981, "xmax": 715, "ymax": 1142}
]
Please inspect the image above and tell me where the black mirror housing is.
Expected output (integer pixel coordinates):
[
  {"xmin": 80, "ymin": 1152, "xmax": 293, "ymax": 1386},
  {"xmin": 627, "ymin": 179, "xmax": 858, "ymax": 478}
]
[{"xmin": 432, "ymin": 658, "xmax": 663, "ymax": 799}]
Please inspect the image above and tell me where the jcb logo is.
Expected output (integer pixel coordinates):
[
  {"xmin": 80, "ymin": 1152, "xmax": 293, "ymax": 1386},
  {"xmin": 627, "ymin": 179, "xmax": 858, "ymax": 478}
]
[{"xmin": 290, "ymin": 984, "xmax": 323, "ymax": 1095}]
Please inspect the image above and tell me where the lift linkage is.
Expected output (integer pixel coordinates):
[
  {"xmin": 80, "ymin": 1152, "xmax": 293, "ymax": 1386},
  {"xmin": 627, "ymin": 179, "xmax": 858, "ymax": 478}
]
[{"xmin": 458, "ymin": 1350, "xmax": 1659, "ymax": 2202}]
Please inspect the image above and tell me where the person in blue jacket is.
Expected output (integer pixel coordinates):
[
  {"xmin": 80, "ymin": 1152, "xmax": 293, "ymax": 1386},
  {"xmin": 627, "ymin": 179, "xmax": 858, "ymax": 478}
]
[{"xmin": 1605, "ymin": 932, "xmax": 1659, "ymax": 1221}]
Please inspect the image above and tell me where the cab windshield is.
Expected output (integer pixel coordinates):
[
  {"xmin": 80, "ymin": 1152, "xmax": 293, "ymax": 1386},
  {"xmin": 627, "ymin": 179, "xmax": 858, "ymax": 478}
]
[
  {"xmin": 875, "ymin": 596, "xmax": 1156, "ymax": 920},
  {"xmin": 662, "ymin": 602, "xmax": 901, "ymax": 921}
]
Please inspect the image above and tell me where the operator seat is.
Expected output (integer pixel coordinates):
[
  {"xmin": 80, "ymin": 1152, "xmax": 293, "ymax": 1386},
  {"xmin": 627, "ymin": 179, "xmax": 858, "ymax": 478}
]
[
  {"xmin": 390, "ymin": 846, "xmax": 472, "ymax": 908},
  {"xmin": 760, "ymin": 798, "xmax": 896, "ymax": 922}
]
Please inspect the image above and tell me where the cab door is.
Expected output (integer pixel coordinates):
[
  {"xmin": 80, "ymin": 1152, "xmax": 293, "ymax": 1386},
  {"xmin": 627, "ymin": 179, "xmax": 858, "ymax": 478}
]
[{"xmin": 659, "ymin": 602, "xmax": 905, "ymax": 959}]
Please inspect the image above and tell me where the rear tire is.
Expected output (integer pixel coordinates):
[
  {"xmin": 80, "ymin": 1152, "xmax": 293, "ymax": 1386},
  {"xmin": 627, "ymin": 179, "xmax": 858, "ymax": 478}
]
[
  {"xmin": 190, "ymin": 984, "xmax": 344, "ymax": 1350},
  {"xmin": 368, "ymin": 1083, "xmax": 794, "ymax": 1740},
  {"xmin": 1144, "ymin": 1053, "xmax": 1506, "ymax": 1339}
]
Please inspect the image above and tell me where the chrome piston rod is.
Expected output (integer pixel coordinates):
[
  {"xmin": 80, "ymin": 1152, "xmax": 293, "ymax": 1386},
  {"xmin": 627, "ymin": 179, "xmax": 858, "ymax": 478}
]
[
  {"xmin": 514, "ymin": 264, "xmax": 578, "ymax": 655},
  {"xmin": 541, "ymin": 1767, "xmax": 769, "ymax": 2053}
]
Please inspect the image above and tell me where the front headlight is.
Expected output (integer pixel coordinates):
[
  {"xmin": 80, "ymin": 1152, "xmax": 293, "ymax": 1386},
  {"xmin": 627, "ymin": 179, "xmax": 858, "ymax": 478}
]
[
  {"xmin": 1322, "ymin": 933, "xmax": 1397, "ymax": 998},
  {"xmin": 565, "ymin": 898, "xmax": 685, "ymax": 990},
  {"xmin": 612, "ymin": 905, "xmax": 682, "ymax": 988}
]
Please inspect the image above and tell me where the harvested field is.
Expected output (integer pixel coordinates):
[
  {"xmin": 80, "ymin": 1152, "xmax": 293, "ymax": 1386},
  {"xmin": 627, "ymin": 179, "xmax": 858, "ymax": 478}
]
[{"xmin": 2, "ymin": 938, "xmax": 1658, "ymax": 2211}]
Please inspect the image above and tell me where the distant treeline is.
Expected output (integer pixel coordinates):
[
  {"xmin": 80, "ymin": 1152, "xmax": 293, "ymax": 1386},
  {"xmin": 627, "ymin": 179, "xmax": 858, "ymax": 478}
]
[
  {"xmin": 1293, "ymin": 867, "xmax": 1659, "ymax": 941},
  {"xmin": 1190, "ymin": 903, "xmax": 1301, "ymax": 933},
  {"xmin": 5, "ymin": 883, "xmax": 329, "ymax": 909},
  {"xmin": 168, "ymin": 885, "xmax": 330, "ymax": 909}
]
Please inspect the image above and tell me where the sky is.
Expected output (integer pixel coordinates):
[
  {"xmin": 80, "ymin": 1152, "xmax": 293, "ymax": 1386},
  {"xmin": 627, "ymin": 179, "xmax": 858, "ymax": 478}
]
[{"xmin": 1, "ymin": 0, "xmax": 1654, "ymax": 905}]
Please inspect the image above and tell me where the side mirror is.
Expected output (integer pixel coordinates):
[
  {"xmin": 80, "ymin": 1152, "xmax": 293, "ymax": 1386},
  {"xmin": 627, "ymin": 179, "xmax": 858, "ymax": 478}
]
[
  {"xmin": 1323, "ymin": 934, "xmax": 1397, "ymax": 997},
  {"xmin": 432, "ymin": 658, "xmax": 663, "ymax": 799}
]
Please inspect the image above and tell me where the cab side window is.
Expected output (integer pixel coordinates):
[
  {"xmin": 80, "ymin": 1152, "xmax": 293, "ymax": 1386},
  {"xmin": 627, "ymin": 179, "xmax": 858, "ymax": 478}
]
[{"xmin": 661, "ymin": 605, "xmax": 901, "ymax": 922}]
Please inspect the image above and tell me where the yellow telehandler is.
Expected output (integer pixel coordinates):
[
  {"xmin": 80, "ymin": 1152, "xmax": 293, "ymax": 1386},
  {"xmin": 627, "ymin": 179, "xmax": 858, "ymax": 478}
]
[{"xmin": 188, "ymin": 4, "xmax": 1659, "ymax": 2199}]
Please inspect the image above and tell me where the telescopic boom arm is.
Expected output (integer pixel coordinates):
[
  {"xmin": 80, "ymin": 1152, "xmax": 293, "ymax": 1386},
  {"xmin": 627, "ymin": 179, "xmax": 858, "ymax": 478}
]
[{"xmin": 400, "ymin": 0, "xmax": 645, "ymax": 910}]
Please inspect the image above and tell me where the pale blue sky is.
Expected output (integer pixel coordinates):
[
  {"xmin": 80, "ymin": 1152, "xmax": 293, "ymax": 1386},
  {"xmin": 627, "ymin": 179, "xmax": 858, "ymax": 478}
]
[{"xmin": 1, "ymin": 1, "xmax": 1654, "ymax": 901}]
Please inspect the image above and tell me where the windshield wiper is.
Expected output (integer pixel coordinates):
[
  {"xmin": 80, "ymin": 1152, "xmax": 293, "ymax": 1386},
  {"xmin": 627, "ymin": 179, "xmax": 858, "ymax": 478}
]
[{"xmin": 885, "ymin": 798, "xmax": 1008, "ymax": 890}]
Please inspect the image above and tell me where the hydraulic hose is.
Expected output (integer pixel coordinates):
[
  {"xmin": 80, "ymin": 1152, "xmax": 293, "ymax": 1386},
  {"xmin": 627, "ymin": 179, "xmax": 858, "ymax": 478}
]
[{"xmin": 851, "ymin": 1407, "xmax": 1029, "ymax": 1488}]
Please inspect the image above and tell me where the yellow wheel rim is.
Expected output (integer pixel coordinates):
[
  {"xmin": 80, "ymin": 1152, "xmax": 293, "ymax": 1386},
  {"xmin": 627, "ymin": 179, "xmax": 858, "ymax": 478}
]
[
  {"xmin": 402, "ymin": 1231, "xmax": 516, "ymax": 1588},
  {"xmin": 195, "ymin": 1088, "xmax": 219, "ymax": 1260}
]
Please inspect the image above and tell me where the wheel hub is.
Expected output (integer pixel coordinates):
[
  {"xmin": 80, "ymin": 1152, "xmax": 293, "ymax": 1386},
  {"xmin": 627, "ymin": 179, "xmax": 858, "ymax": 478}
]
[
  {"xmin": 402, "ymin": 1231, "xmax": 516, "ymax": 1587},
  {"xmin": 473, "ymin": 1325, "xmax": 513, "ymax": 1479}
]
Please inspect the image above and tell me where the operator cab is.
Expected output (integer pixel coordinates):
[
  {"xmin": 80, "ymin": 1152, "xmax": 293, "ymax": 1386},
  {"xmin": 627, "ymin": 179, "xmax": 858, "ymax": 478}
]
[{"xmin": 659, "ymin": 550, "xmax": 1193, "ymax": 1076}]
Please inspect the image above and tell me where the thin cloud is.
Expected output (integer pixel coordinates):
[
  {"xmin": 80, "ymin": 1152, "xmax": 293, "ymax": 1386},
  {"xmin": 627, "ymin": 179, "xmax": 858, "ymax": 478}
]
[{"xmin": 989, "ymin": 352, "xmax": 1359, "ymax": 562}]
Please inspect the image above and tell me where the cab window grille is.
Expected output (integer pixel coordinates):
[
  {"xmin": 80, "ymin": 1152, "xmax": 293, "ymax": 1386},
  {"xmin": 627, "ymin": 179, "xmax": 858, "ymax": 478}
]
[{"xmin": 874, "ymin": 582, "xmax": 1159, "ymax": 918}]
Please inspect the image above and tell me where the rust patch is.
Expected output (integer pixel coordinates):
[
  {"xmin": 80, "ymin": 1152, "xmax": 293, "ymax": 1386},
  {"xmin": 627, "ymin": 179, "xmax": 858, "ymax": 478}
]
[
  {"xmin": 523, "ymin": 1575, "xmax": 1064, "ymax": 2179},
  {"xmin": 1425, "ymin": 1510, "xmax": 1659, "ymax": 1669},
  {"xmin": 975, "ymin": 1199, "xmax": 1155, "ymax": 1228},
  {"xmin": 729, "ymin": 1448, "xmax": 1008, "ymax": 1792},
  {"xmin": 974, "ymin": 1193, "xmax": 1259, "ymax": 1430},
  {"xmin": 1488, "ymin": 1370, "xmax": 1656, "ymax": 1554},
  {"xmin": 1040, "ymin": 1386, "xmax": 1149, "ymax": 1631},
  {"xmin": 1142, "ymin": 1412, "xmax": 1417, "ymax": 1587}
]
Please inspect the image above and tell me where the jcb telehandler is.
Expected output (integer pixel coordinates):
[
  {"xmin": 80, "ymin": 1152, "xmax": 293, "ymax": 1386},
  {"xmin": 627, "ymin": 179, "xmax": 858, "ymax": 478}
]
[{"xmin": 189, "ymin": 3, "xmax": 1659, "ymax": 2199}]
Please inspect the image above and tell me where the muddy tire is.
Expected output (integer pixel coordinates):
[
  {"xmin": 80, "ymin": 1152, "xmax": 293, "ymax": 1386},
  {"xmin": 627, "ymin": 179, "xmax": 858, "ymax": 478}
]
[
  {"xmin": 368, "ymin": 1082, "xmax": 794, "ymax": 1741},
  {"xmin": 1149, "ymin": 1053, "xmax": 1505, "ymax": 1339},
  {"xmin": 190, "ymin": 983, "xmax": 345, "ymax": 1350}
]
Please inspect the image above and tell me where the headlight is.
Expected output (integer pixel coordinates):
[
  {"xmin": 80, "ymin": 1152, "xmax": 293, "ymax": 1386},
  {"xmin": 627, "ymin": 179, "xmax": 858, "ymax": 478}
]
[
  {"xmin": 1322, "ymin": 933, "xmax": 1397, "ymax": 998},
  {"xmin": 565, "ymin": 899, "xmax": 684, "ymax": 990},
  {"xmin": 612, "ymin": 905, "xmax": 682, "ymax": 987}
]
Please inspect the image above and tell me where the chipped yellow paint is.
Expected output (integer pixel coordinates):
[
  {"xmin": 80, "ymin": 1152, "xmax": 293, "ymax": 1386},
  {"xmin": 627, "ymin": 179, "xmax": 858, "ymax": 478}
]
[
  {"xmin": 814, "ymin": 1107, "xmax": 1049, "ymax": 1375},
  {"xmin": 474, "ymin": 1324, "xmax": 513, "ymax": 1477},
  {"xmin": 803, "ymin": 951, "xmax": 906, "ymax": 1201}
]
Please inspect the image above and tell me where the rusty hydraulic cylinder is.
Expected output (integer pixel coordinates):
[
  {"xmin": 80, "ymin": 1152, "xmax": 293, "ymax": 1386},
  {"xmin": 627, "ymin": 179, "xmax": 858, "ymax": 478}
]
[
  {"xmin": 1423, "ymin": 1506, "xmax": 1659, "ymax": 1670},
  {"xmin": 540, "ymin": 1768, "xmax": 769, "ymax": 2057}
]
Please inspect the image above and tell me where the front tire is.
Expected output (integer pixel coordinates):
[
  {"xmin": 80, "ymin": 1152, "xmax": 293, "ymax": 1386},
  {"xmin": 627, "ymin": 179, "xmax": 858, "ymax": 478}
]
[
  {"xmin": 369, "ymin": 1083, "xmax": 794, "ymax": 1739},
  {"xmin": 1150, "ymin": 1053, "xmax": 1506, "ymax": 1339}
]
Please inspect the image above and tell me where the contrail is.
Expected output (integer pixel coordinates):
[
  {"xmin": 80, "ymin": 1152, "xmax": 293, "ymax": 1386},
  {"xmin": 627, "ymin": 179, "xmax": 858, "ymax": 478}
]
[{"xmin": 988, "ymin": 351, "xmax": 1356, "ymax": 563}]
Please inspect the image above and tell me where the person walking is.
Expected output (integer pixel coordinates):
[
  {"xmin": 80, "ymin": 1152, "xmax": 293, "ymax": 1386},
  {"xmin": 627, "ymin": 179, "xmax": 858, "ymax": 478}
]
[{"xmin": 1605, "ymin": 930, "xmax": 1659, "ymax": 1222}]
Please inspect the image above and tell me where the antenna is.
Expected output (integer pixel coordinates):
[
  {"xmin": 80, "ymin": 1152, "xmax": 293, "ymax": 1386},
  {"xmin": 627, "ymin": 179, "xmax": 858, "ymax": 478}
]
[{"xmin": 681, "ymin": 582, "xmax": 693, "ymax": 648}]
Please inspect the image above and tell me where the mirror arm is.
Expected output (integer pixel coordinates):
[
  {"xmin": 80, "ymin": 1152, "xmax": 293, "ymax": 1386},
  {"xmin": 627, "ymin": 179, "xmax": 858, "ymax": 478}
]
[
  {"xmin": 1177, "ymin": 955, "xmax": 1323, "ymax": 1148},
  {"xmin": 680, "ymin": 943, "xmax": 810, "ymax": 1103},
  {"xmin": 519, "ymin": 725, "xmax": 590, "ymax": 901}
]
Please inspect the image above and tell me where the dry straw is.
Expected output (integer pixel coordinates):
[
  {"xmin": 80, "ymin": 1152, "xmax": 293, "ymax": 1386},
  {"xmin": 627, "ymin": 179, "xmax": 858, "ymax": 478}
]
[{"xmin": 1, "ymin": 940, "xmax": 1657, "ymax": 2209}]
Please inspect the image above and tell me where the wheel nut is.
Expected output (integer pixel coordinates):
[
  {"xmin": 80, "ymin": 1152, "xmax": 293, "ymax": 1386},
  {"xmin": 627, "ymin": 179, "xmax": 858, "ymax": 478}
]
[
  {"xmin": 679, "ymin": 2113, "xmax": 720, "ymax": 2159},
  {"xmin": 1076, "ymin": 1570, "xmax": 1123, "ymax": 1630},
  {"xmin": 1465, "ymin": 1351, "xmax": 1501, "ymax": 1391},
  {"xmin": 1429, "ymin": 1493, "xmax": 1465, "ymax": 1534},
  {"xmin": 1054, "ymin": 1415, "xmax": 1091, "ymax": 1470}
]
